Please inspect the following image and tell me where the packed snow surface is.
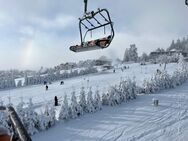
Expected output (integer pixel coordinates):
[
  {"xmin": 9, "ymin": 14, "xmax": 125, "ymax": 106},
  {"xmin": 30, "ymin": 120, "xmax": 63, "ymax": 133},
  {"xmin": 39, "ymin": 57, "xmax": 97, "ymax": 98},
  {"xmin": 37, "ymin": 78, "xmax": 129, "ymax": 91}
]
[
  {"xmin": 1, "ymin": 63, "xmax": 187, "ymax": 141},
  {"xmin": 32, "ymin": 82, "xmax": 188, "ymax": 141},
  {"xmin": 0, "ymin": 63, "xmax": 175, "ymax": 107}
]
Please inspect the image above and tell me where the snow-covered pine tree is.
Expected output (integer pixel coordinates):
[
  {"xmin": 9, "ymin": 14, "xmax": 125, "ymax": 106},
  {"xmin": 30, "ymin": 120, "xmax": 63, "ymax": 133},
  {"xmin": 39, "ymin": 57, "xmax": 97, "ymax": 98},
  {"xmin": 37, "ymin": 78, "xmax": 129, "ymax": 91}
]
[
  {"xmin": 177, "ymin": 54, "xmax": 188, "ymax": 83},
  {"xmin": 70, "ymin": 91, "xmax": 77, "ymax": 118},
  {"xmin": 59, "ymin": 94, "xmax": 69, "ymax": 121},
  {"xmin": 108, "ymin": 86, "xmax": 121, "ymax": 106},
  {"xmin": 130, "ymin": 78, "xmax": 137, "ymax": 99},
  {"xmin": 102, "ymin": 91, "xmax": 108, "ymax": 105},
  {"xmin": 143, "ymin": 79, "xmax": 152, "ymax": 94},
  {"xmin": 79, "ymin": 86, "xmax": 87, "ymax": 113},
  {"xmin": 119, "ymin": 80, "xmax": 131, "ymax": 101},
  {"xmin": 24, "ymin": 98, "xmax": 38, "ymax": 135},
  {"xmin": 0, "ymin": 100, "xmax": 9, "ymax": 130},
  {"xmin": 16, "ymin": 97, "xmax": 25, "ymax": 123},
  {"xmin": 47, "ymin": 105, "xmax": 56, "ymax": 126},
  {"xmin": 37, "ymin": 111, "xmax": 50, "ymax": 131},
  {"xmin": 93, "ymin": 89, "xmax": 102, "ymax": 111},
  {"xmin": 70, "ymin": 90, "xmax": 83, "ymax": 118},
  {"xmin": 86, "ymin": 87, "xmax": 95, "ymax": 113},
  {"xmin": 43, "ymin": 103, "xmax": 56, "ymax": 128}
]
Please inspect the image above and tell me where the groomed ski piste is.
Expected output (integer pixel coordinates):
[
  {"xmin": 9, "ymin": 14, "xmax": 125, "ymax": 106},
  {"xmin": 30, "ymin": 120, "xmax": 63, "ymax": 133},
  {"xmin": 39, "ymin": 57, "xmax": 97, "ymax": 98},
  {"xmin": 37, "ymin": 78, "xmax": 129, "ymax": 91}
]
[{"xmin": 1, "ymin": 62, "xmax": 188, "ymax": 141}]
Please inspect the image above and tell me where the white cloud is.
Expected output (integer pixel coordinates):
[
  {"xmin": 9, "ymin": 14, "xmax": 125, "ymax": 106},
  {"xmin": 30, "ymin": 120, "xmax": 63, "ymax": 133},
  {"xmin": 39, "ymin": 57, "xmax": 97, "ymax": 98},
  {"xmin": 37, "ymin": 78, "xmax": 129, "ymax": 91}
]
[
  {"xmin": 19, "ymin": 26, "xmax": 35, "ymax": 37},
  {"xmin": 30, "ymin": 14, "xmax": 76, "ymax": 30}
]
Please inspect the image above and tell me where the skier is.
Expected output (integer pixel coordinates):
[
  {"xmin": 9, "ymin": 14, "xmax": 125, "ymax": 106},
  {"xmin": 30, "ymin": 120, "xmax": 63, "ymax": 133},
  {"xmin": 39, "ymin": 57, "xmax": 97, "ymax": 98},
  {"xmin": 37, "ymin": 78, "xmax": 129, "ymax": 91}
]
[
  {"xmin": 54, "ymin": 96, "xmax": 58, "ymax": 106},
  {"xmin": 113, "ymin": 69, "xmax": 116, "ymax": 73},
  {"xmin": 60, "ymin": 81, "xmax": 64, "ymax": 85},
  {"xmin": 46, "ymin": 85, "xmax": 48, "ymax": 91}
]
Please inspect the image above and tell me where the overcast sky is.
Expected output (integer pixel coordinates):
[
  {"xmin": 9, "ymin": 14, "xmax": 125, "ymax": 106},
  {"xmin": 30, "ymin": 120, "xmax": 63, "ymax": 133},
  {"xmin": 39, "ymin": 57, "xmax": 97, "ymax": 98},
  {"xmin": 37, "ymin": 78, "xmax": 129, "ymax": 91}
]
[{"xmin": 0, "ymin": 0, "xmax": 187, "ymax": 70}]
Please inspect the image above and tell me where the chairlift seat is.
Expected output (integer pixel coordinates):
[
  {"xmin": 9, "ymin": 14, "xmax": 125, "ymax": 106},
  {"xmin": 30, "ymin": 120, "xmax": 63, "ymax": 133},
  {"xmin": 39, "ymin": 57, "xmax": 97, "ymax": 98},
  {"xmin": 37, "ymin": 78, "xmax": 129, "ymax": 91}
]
[
  {"xmin": 70, "ymin": 8, "xmax": 114, "ymax": 53},
  {"xmin": 70, "ymin": 36, "xmax": 112, "ymax": 52}
]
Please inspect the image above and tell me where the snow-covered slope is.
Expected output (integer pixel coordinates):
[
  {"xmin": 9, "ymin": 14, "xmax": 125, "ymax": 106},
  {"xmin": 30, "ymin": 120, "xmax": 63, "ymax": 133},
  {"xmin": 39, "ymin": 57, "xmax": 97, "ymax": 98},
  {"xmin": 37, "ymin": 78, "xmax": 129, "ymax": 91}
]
[
  {"xmin": 32, "ymin": 82, "xmax": 188, "ymax": 141},
  {"xmin": 0, "ymin": 63, "xmax": 176, "ymax": 107},
  {"xmin": 1, "ymin": 62, "xmax": 186, "ymax": 141}
]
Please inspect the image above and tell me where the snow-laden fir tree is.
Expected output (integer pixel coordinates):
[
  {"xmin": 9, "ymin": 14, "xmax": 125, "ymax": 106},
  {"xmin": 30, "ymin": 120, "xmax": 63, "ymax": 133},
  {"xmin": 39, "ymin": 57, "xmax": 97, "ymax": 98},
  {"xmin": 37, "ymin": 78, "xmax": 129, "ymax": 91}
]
[
  {"xmin": 119, "ymin": 80, "xmax": 131, "ymax": 101},
  {"xmin": 79, "ymin": 86, "xmax": 87, "ymax": 113},
  {"xmin": 113, "ymin": 85, "xmax": 122, "ymax": 104},
  {"xmin": 102, "ymin": 91, "xmax": 108, "ymax": 105},
  {"xmin": 59, "ymin": 94, "xmax": 69, "ymax": 121},
  {"xmin": 173, "ymin": 58, "xmax": 188, "ymax": 86},
  {"xmin": 160, "ymin": 71, "xmax": 172, "ymax": 89},
  {"xmin": 107, "ymin": 86, "xmax": 121, "ymax": 106},
  {"xmin": 86, "ymin": 87, "xmax": 95, "ymax": 113},
  {"xmin": 48, "ymin": 105, "xmax": 56, "ymax": 126},
  {"xmin": 16, "ymin": 97, "xmax": 26, "ymax": 123},
  {"xmin": 128, "ymin": 78, "xmax": 137, "ymax": 99},
  {"xmin": 43, "ymin": 103, "xmax": 56, "ymax": 127},
  {"xmin": 142, "ymin": 79, "xmax": 153, "ymax": 94},
  {"xmin": 70, "ymin": 90, "xmax": 77, "ymax": 118},
  {"xmin": 93, "ymin": 89, "xmax": 102, "ymax": 111},
  {"xmin": 70, "ymin": 90, "xmax": 83, "ymax": 118},
  {"xmin": 37, "ymin": 111, "xmax": 50, "ymax": 131},
  {"xmin": 24, "ymin": 98, "xmax": 38, "ymax": 135},
  {"xmin": 177, "ymin": 54, "xmax": 188, "ymax": 82},
  {"xmin": 0, "ymin": 100, "xmax": 9, "ymax": 130}
]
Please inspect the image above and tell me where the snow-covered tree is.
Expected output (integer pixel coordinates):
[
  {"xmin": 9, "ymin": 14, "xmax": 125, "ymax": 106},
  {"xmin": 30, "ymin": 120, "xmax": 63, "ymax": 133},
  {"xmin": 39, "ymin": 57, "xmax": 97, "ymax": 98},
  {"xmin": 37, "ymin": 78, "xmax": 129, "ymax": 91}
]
[
  {"xmin": 86, "ymin": 87, "xmax": 95, "ymax": 113},
  {"xmin": 70, "ymin": 91, "xmax": 78, "ymax": 118},
  {"xmin": 123, "ymin": 48, "xmax": 130, "ymax": 62},
  {"xmin": 37, "ymin": 111, "xmax": 50, "ymax": 131},
  {"xmin": 43, "ymin": 104, "xmax": 56, "ymax": 127},
  {"xmin": 123, "ymin": 44, "xmax": 138, "ymax": 62},
  {"xmin": 59, "ymin": 94, "xmax": 69, "ymax": 121},
  {"xmin": 102, "ymin": 91, "xmax": 108, "ymax": 105},
  {"xmin": 16, "ymin": 97, "xmax": 25, "ymax": 123},
  {"xmin": 70, "ymin": 90, "xmax": 83, "ymax": 118},
  {"xmin": 0, "ymin": 100, "xmax": 9, "ymax": 130},
  {"xmin": 93, "ymin": 89, "xmax": 102, "ymax": 111},
  {"xmin": 24, "ymin": 98, "xmax": 38, "ymax": 135},
  {"xmin": 79, "ymin": 87, "xmax": 87, "ymax": 113},
  {"xmin": 140, "ymin": 52, "xmax": 149, "ymax": 62}
]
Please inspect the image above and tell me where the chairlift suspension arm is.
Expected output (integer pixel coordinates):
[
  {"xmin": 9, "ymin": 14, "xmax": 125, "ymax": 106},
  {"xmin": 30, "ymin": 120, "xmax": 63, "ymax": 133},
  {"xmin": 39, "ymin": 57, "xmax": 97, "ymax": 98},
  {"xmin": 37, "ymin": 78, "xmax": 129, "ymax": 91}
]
[
  {"xmin": 84, "ymin": 0, "xmax": 88, "ymax": 13},
  {"xmin": 186, "ymin": 0, "xmax": 188, "ymax": 5}
]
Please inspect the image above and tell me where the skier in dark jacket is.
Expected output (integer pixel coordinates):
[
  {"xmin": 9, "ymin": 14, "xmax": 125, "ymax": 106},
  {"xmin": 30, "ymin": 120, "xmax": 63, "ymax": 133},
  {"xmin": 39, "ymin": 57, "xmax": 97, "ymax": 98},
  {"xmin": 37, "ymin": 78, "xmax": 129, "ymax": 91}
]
[
  {"xmin": 46, "ymin": 85, "xmax": 48, "ymax": 91},
  {"xmin": 54, "ymin": 96, "xmax": 58, "ymax": 106}
]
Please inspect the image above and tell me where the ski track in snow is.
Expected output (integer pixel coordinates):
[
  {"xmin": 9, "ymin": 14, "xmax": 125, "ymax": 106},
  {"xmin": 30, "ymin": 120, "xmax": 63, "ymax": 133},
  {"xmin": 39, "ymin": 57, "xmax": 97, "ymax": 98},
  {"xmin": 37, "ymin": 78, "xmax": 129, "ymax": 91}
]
[{"xmin": 32, "ymin": 81, "xmax": 188, "ymax": 141}]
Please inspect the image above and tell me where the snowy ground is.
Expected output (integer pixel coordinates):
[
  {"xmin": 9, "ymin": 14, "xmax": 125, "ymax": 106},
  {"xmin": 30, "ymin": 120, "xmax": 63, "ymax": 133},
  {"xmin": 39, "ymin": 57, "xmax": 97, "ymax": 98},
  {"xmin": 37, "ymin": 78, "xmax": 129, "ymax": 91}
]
[
  {"xmin": 32, "ymin": 82, "xmax": 188, "ymax": 141},
  {"xmin": 0, "ymin": 63, "xmax": 176, "ymax": 108},
  {"xmin": 1, "ymin": 62, "xmax": 186, "ymax": 141}
]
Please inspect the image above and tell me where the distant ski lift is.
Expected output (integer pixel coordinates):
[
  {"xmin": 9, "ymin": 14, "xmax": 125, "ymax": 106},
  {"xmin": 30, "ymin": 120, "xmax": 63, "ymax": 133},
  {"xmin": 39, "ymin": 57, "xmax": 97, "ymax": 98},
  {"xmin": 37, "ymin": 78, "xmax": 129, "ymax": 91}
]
[
  {"xmin": 186, "ymin": 0, "xmax": 188, "ymax": 5},
  {"xmin": 70, "ymin": 0, "xmax": 115, "ymax": 52}
]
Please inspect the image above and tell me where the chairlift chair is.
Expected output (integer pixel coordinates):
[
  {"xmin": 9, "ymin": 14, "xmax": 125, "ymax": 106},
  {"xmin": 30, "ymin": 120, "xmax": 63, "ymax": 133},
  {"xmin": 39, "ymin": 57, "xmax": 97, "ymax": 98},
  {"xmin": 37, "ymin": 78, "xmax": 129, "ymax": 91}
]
[{"xmin": 70, "ymin": 0, "xmax": 115, "ymax": 52}]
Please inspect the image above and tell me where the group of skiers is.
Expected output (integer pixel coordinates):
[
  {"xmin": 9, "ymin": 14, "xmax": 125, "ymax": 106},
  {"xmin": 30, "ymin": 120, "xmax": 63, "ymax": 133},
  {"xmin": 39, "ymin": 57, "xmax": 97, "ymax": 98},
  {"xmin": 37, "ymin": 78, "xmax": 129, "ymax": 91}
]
[{"xmin": 44, "ymin": 81, "xmax": 65, "ymax": 106}]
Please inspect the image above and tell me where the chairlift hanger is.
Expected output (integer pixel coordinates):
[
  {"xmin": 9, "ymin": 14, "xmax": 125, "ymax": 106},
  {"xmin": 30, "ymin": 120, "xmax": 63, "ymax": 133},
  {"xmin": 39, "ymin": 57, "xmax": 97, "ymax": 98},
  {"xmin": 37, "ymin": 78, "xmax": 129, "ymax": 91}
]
[{"xmin": 70, "ymin": 0, "xmax": 115, "ymax": 52}]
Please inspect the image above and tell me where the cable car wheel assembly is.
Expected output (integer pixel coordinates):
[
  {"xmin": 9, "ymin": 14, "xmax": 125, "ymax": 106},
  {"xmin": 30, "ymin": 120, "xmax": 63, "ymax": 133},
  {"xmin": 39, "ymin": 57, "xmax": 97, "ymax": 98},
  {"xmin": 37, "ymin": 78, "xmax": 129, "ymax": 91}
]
[{"xmin": 70, "ymin": 0, "xmax": 115, "ymax": 52}]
